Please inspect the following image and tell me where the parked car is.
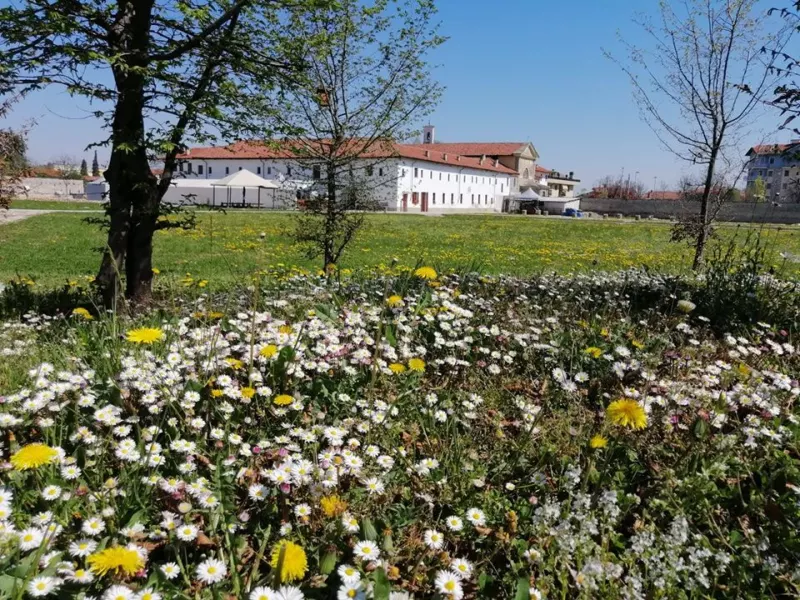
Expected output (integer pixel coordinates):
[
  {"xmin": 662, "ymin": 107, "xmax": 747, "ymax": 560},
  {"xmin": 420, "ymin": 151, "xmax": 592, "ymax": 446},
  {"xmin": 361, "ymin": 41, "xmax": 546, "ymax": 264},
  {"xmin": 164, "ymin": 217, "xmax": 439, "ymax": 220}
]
[{"xmin": 562, "ymin": 208, "xmax": 583, "ymax": 218}]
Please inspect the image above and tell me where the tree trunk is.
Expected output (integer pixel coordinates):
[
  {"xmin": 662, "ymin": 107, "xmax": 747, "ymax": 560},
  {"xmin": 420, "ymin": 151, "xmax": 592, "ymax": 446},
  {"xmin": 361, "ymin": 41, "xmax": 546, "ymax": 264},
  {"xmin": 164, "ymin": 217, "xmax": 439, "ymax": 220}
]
[
  {"xmin": 692, "ymin": 146, "xmax": 719, "ymax": 270},
  {"xmin": 324, "ymin": 160, "xmax": 337, "ymax": 267},
  {"xmin": 125, "ymin": 190, "xmax": 160, "ymax": 303}
]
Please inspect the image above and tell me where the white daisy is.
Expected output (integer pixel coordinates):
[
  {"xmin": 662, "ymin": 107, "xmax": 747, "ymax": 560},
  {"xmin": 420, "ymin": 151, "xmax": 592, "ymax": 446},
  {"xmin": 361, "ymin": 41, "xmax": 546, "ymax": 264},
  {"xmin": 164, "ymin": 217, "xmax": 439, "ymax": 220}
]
[
  {"xmin": 352, "ymin": 540, "xmax": 380, "ymax": 562},
  {"xmin": 195, "ymin": 558, "xmax": 227, "ymax": 584}
]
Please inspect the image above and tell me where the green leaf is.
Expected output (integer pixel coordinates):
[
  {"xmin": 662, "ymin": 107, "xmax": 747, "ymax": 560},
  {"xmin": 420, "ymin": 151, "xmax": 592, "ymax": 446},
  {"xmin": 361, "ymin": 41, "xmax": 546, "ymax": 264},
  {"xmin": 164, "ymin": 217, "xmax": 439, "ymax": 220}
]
[
  {"xmin": 514, "ymin": 577, "xmax": 530, "ymax": 600},
  {"xmin": 478, "ymin": 571, "xmax": 493, "ymax": 591},
  {"xmin": 0, "ymin": 574, "xmax": 22, "ymax": 596},
  {"xmin": 693, "ymin": 417, "xmax": 709, "ymax": 440},
  {"xmin": 382, "ymin": 531, "xmax": 394, "ymax": 553},
  {"xmin": 320, "ymin": 550, "xmax": 338, "ymax": 575},
  {"xmin": 384, "ymin": 324, "xmax": 397, "ymax": 346},
  {"xmin": 362, "ymin": 517, "xmax": 378, "ymax": 541},
  {"xmin": 373, "ymin": 567, "xmax": 391, "ymax": 600}
]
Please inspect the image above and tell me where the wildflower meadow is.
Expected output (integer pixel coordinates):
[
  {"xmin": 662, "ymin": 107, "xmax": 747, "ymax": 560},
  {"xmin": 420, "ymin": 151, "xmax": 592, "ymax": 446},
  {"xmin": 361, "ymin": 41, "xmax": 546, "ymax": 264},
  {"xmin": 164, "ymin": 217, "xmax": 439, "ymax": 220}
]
[{"xmin": 1, "ymin": 259, "xmax": 799, "ymax": 600}]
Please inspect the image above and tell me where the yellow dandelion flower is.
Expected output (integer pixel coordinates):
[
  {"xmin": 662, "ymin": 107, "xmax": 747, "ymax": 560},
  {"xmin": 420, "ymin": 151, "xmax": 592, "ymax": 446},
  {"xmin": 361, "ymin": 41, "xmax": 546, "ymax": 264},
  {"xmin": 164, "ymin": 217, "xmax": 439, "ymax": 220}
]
[
  {"xmin": 274, "ymin": 394, "xmax": 294, "ymax": 406},
  {"xmin": 278, "ymin": 324, "xmax": 293, "ymax": 335},
  {"xmin": 270, "ymin": 540, "xmax": 308, "ymax": 583},
  {"xmin": 260, "ymin": 344, "xmax": 279, "ymax": 358},
  {"xmin": 584, "ymin": 347, "xmax": 603, "ymax": 358},
  {"xmin": 414, "ymin": 266, "xmax": 437, "ymax": 280},
  {"xmin": 72, "ymin": 307, "xmax": 93, "ymax": 320},
  {"xmin": 225, "ymin": 357, "xmax": 243, "ymax": 370},
  {"xmin": 241, "ymin": 387, "xmax": 256, "ymax": 400},
  {"xmin": 389, "ymin": 363, "xmax": 406, "ymax": 374},
  {"xmin": 590, "ymin": 435, "xmax": 608, "ymax": 449},
  {"xmin": 386, "ymin": 295, "xmax": 404, "ymax": 307},
  {"xmin": 211, "ymin": 389, "xmax": 224, "ymax": 398},
  {"xmin": 632, "ymin": 340, "xmax": 645, "ymax": 349},
  {"xmin": 606, "ymin": 399, "xmax": 647, "ymax": 430},
  {"xmin": 125, "ymin": 328, "xmax": 163, "ymax": 344},
  {"xmin": 87, "ymin": 546, "xmax": 144, "ymax": 577},
  {"xmin": 320, "ymin": 495, "xmax": 348, "ymax": 517},
  {"xmin": 151, "ymin": 268, "xmax": 160, "ymax": 275},
  {"xmin": 11, "ymin": 443, "xmax": 58, "ymax": 471},
  {"xmin": 408, "ymin": 358, "xmax": 425, "ymax": 372}
]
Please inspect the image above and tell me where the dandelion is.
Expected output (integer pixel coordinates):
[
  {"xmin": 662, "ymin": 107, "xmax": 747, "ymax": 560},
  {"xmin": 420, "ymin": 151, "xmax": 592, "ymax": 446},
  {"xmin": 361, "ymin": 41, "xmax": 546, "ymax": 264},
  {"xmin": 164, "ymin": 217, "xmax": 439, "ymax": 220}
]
[
  {"xmin": 388, "ymin": 363, "xmax": 406, "ymax": 374},
  {"xmin": 260, "ymin": 344, "xmax": 279, "ymax": 358},
  {"xmin": 414, "ymin": 266, "xmax": 437, "ymax": 280},
  {"xmin": 270, "ymin": 540, "xmax": 308, "ymax": 583},
  {"xmin": 87, "ymin": 546, "xmax": 144, "ymax": 577},
  {"xmin": 11, "ymin": 443, "xmax": 58, "ymax": 470},
  {"xmin": 320, "ymin": 495, "xmax": 348, "ymax": 517},
  {"xmin": 434, "ymin": 570, "xmax": 464, "ymax": 599},
  {"xmin": 125, "ymin": 327, "xmax": 164, "ymax": 344},
  {"xmin": 408, "ymin": 357, "xmax": 426, "ymax": 372},
  {"xmin": 353, "ymin": 540, "xmax": 380, "ymax": 562},
  {"xmin": 590, "ymin": 434, "xmax": 608, "ymax": 449},
  {"xmin": 606, "ymin": 399, "xmax": 648, "ymax": 430},
  {"xmin": 72, "ymin": 307, "xmax": 93, "ymax": 320},
  {"xmin": 195, "ymin": 558, "xmax": 227, "ymax": 585},
  {"xmin": 274, "ymin": 394, "xmax": 294, "ymax": 406},
  {"xmin": 386, "ymin": 295, "xmax": 403, "ymax": 307}
]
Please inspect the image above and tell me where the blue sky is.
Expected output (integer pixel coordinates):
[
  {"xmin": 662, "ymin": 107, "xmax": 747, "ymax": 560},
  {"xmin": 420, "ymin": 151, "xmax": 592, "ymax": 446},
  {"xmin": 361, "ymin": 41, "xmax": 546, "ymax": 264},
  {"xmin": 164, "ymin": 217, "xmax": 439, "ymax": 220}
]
[{"xmin": 4, "ymin": 0, "xmax": 795, "ymax": 189}]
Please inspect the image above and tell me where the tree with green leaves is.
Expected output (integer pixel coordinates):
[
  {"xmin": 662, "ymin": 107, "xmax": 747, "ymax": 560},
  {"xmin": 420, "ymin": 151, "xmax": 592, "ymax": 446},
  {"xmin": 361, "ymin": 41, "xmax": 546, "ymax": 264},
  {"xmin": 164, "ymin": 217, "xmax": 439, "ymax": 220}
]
[
  {"xmin": 0, "ymin": 0, "xmax": 312, "ymax": 306},
  {"xmin": 91, "ymin": 150, "xmax": 100, "ymax": 177},
  {"xmin": 270, "ymin": 0, "xmax": 445, "ymax": 268},
  {"xmin": 0, "ymin": 97, "xmax": 28, "ymax": 210},
  {"xmin": 612, "ymin": 0, "xmax": 789, "ymax": 269},
  {"xmin": 747, "ymin": 175, "xmax": 767, "ymax": 202},
  {"xmin": 80, "ymin": 158, "xmax": 88, "ymax": 177}
]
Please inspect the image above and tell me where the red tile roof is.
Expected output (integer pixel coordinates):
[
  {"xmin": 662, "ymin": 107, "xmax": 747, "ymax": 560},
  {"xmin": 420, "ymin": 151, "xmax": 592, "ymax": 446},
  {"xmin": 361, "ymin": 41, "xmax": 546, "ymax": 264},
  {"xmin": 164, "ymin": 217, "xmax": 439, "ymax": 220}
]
[
  {"xmin": 646, "ymin": 191, "xmax": 681, "ymax": 200},
  {"xmin": 747, "ymin": 143, "xmax": 799, "ymax": 156},
  {"xmin": 405, "ymin": 142, "xmax": 529, "ymax": 157},
  {"xmin": 178, "ymin": 140, "xmax": 518, "ymax": 175},
  {"xmin": 535, "ymin": 165, "xmax": 551, "ymax": 174}
]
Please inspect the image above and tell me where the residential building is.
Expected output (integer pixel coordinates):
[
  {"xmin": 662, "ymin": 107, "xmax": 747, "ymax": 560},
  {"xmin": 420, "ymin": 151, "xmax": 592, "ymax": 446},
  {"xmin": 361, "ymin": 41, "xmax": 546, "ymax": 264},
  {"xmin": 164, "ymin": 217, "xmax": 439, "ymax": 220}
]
[
  {"xmin": 745, "ymin": 141, "xmax": 800, "ymax": 202},
  {"xmin": 536, "ymin": 167, "xmax": 580, "ymax": 198}
]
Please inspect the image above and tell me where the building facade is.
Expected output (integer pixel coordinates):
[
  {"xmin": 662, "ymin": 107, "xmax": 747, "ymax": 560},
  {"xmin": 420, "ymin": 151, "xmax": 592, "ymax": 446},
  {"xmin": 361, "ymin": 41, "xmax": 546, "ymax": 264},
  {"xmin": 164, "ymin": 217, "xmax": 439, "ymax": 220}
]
[
  {"xmin": 176, "ymin": 140, "xmax": 517, "ymax": 212},
  {"xmin": 745, "ymin": 142, "xmax": 800, "ymax": 202}
]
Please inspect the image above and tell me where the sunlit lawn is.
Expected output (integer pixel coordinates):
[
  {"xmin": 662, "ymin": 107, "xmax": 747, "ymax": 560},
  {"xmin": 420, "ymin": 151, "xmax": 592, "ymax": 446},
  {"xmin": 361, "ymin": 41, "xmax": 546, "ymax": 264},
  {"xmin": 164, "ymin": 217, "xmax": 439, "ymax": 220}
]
[{"xmin": 1, "ymin": 211, "xmax": 799, "ymax": 286}]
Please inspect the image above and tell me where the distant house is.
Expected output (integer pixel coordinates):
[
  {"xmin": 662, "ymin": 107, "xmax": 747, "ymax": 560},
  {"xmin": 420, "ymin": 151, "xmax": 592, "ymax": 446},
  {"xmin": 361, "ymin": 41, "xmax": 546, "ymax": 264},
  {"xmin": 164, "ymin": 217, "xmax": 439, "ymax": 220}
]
[{"xmin": 745, "ymin": 141, "xmax": 800, "ymax": 203}]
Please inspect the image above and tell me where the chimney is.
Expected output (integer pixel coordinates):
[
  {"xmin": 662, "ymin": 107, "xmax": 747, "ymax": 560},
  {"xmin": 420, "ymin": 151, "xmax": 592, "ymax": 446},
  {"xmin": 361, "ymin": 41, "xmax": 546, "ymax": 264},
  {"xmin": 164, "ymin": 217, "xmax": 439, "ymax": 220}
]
[
  {"xmin": 480, "ymin": 154, "xmax": 485, "ymax": 165},
  {"xmin": 424, "ymin": 150, "xmax": 429, "ymax": 158},
  {"xmin": 443, "ymin": 153, "xmax": 448, "ymax": 161},
  {"xmin": 423, "ymin": 125, "xmax": 435, "ymax": 144},
  {"xmin": 569, "ymin": 171, "xmax": 574, "ymax": 179},
  {"xmin": 456, "ymin": 155, "xmax": 461, "ymax": 161},
  {"xmin": 494, "ymin": 158, "xmax": 499, "ymax": 166}
]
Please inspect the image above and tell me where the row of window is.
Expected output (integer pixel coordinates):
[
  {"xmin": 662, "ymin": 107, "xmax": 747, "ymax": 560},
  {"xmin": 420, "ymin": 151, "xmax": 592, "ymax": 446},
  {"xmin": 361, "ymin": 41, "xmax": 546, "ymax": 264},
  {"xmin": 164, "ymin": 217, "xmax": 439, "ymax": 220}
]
[
  {"xmin": 422, "ymin": 192, "xmax": 493, "ymax": 205},
  {"xmin": 750, "ymin": 168, "xmax": 793, "ymax": 179},
  {"xmin": 413, "ymin": 167, "xmax": 498, "ymax": 186},
  {"xmin": 180, "ymin": 163, "xmax": 290, "ymax": 177}
]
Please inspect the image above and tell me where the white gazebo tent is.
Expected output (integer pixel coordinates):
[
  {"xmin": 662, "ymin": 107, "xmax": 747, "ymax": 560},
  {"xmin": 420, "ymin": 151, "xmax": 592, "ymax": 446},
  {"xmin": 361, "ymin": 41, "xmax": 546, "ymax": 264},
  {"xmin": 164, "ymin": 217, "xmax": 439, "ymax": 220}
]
[
  {"xmin": 518, "ymin": 188, "xmax": 541, "ymax": 201},
  {"xmin": 505, "ymin": 187, "xmax": 542, "ymax": 213},
  {"xmin": 211, "ymin": 169, "xmax": 279, "ymax": 208}
]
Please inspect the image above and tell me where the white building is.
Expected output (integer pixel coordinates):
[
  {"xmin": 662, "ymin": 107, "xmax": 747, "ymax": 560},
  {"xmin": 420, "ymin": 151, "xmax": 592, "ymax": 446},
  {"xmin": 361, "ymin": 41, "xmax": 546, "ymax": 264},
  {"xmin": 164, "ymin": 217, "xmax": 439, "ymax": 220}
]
[{"xmin": 175, "ymin": 134, "xmax": 518, "ymax": 213}]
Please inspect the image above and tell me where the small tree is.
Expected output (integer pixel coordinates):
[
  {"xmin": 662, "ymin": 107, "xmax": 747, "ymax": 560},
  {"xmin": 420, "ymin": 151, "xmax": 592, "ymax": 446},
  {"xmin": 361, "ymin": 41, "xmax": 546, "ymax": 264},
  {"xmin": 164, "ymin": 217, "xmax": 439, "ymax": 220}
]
[
  {"xmin": 747, "ymin": 176, "xmax": 767, "ymax": 202},
  {"xmin": 91, "ymin": 150, "xmax": 99, "ymax": 178},
  {"xmin": 0, "ymin": 126, "xmax": 27, "ymax": 209},
  {"xmin": 269, "ymin": 0, "xmax": 444, "ymax": 268},
  {"xmin": 80, "ymin": 158, "xmax": 88, "ymax": 177},
  {"xmin": 612, "ymin": 0, "xmax": 788, "ymax": 269}
]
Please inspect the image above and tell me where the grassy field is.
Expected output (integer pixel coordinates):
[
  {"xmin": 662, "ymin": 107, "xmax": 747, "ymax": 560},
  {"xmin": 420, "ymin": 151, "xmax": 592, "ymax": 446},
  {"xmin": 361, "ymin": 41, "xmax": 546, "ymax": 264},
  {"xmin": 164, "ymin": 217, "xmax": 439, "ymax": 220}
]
[
  {"xmin": 8, "ymin": 199, "xmax": 103, "ymax": 210},
  {"xmin": 1, "ymin": 211, "xmax": 799, "ymax": 286}
]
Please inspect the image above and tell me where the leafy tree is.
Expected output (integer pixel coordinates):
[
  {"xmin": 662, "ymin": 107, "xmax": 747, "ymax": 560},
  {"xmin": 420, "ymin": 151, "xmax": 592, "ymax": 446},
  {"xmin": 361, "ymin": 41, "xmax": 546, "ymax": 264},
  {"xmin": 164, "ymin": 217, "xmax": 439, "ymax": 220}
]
[
  {"xmin": 269, "ymin": 0, "xmax": 445, "ymax": 268},
  {"xmin": 747, "ymin": 175, "xmax": 767, "ymax": 202},
  {"xmin": 80, "ymin": 158, "xmax": 88, "ymax": 177},
  {"xmin": 0, "ymin": 0, "xmax": 313, "ymax": 305},
  {"xmin": 91, "ymin": 150, "xmax": 99, "ymax": 178},
  {"xmin": 0, "ymin": 98, "xmax": 28, "ymax": 209},
  {"xmin": 611, "ymin": 0, "xmax": 788, "ymax": 269},
  {"xmin": 769, "ymin": 1, "xmax": 800, "ymax": 133}
]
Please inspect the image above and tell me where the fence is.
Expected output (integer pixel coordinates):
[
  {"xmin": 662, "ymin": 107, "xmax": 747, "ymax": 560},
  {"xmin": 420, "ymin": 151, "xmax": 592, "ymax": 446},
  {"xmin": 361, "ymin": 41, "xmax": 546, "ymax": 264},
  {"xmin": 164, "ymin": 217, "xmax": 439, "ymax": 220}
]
[{"xmin": 579, "ymin": 198, "xmax": 800, "ymax": 224}]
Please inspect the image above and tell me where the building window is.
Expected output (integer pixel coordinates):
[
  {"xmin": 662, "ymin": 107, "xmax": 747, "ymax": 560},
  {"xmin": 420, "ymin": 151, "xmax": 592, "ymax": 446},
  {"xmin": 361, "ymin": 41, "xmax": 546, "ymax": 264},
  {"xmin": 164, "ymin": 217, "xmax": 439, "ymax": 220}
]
[
  {"xmin": 785, "ymin": 170, "xmax": 790, "ymax": 177},
  {"xmin": 198, "ymin": 164, "xmax": 203, "ymax": 175},
  {"xmin": 439, "ymin": 172, "xmax": 442, "ymax": 180},
  {"xmin": 769, "ymin": 157, "xmax": 774, "ymax": 164},
  {"xmin": 459, "ymin": 194, "xmax": 463, "ymax": 204},
  {"xmin": 287, "ymin": 166, "xmax": 292, "ymax": 176},
  {"xmin": 501, "ymin": 183, "xmax": 503, "ymax": 192},
  {"xmin": 768, "ymin": 170, "xmax": 773, "ymax": 177},
  {"xmin": 225, "ymin": 166, "xmax": 230, "ymax": 175},
  {"xmin": 783, "ymin": 182, "xmax": 787, "ymax": 189},
  {"xmin": 447, "ymin": 173, "xmax": 450, "ymax": 182},
  {"xmin": 432, "ymin": 193, "xmax": 436, "ymax": 204},
  {"xmin": 379, "ymin": 167, "xmax": 384, "ymax": 176},
  {"xmin": 366, "ymin": 165, "xmax": 373, "ymax": 176},
  {"xmin": 430, "ymin": 171, "xmax": 433, "ymax": 179},
  {"xmin": 451, "ymin": 193, "xmax": 454, "ymax": 204},
  {"xmin": 267, "ymin": 167, "xmax": 272, "ymax": 175},
  {"xmin": 187, "ymin": 162, "xmax": 193, "ymax": 174},
  {"xmin": 178, "ymin": 162, "xmax": 184, "ymax": 173},
  {"xmin": 257, "ymin": 166, "xmax": 261, "ymax": 175},
  {"xmin": 312, "ymin": 165, "xmax": 321, "ymax": 180},
  {"xmin": 767, "ymin": 182, "xmax": 772, "ymax": 190},
  {"xmin": 238, "ymin": 167, "xmax": 242, "ymax": 171},
  {"xmin": 414, "ymin": 168, "xmax": 419, "ymax": 177},
  {"xmin": 208, "ymin": 166, "xmax": 212, "ymax": 175},
  {"xmin": 471, "ymin": 194, "xmax": 474, "ymax": 204}
]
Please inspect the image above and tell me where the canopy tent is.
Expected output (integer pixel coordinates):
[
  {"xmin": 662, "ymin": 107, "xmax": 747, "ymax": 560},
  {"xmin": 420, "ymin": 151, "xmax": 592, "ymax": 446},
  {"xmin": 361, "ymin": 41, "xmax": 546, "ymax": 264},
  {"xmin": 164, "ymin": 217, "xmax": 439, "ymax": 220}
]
[
  {"xmin": 517, "ymin": 188, "xmax": 541, "ymax": 200},
  {"xmin": 211, "ymin": 169, "xmax": 279, "ymax": 207}
]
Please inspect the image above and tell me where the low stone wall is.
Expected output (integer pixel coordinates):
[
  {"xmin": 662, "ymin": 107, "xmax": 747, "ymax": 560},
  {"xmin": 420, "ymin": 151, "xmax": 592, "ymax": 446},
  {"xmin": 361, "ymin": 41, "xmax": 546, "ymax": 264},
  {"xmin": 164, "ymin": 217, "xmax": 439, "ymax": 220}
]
[
  {"xmin": 580, "ymin": 198, "xmax": 800, "ymax": 224},
  {"xmin": 17, "ymin": 178, "xmax": 86, "ymax": 199}
]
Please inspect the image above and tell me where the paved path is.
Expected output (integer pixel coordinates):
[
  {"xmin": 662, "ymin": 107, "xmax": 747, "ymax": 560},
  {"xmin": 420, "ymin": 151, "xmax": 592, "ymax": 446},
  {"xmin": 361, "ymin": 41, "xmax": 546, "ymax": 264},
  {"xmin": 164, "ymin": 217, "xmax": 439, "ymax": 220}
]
[{"xmin": 0, "ymin": 208, "xmax": 103, "ymax": 225}]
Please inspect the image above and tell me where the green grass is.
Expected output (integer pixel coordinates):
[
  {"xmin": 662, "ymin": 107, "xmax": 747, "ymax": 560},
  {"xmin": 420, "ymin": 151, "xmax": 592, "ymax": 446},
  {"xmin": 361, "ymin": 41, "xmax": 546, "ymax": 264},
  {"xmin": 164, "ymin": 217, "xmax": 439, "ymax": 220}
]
[
  {"xmin": 9, "ymin": 199, "xmax": 103, "ymax": 210},
  {"xmin": 1, "ymin": 211, "xmax": 799, "ymax": 286}
]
